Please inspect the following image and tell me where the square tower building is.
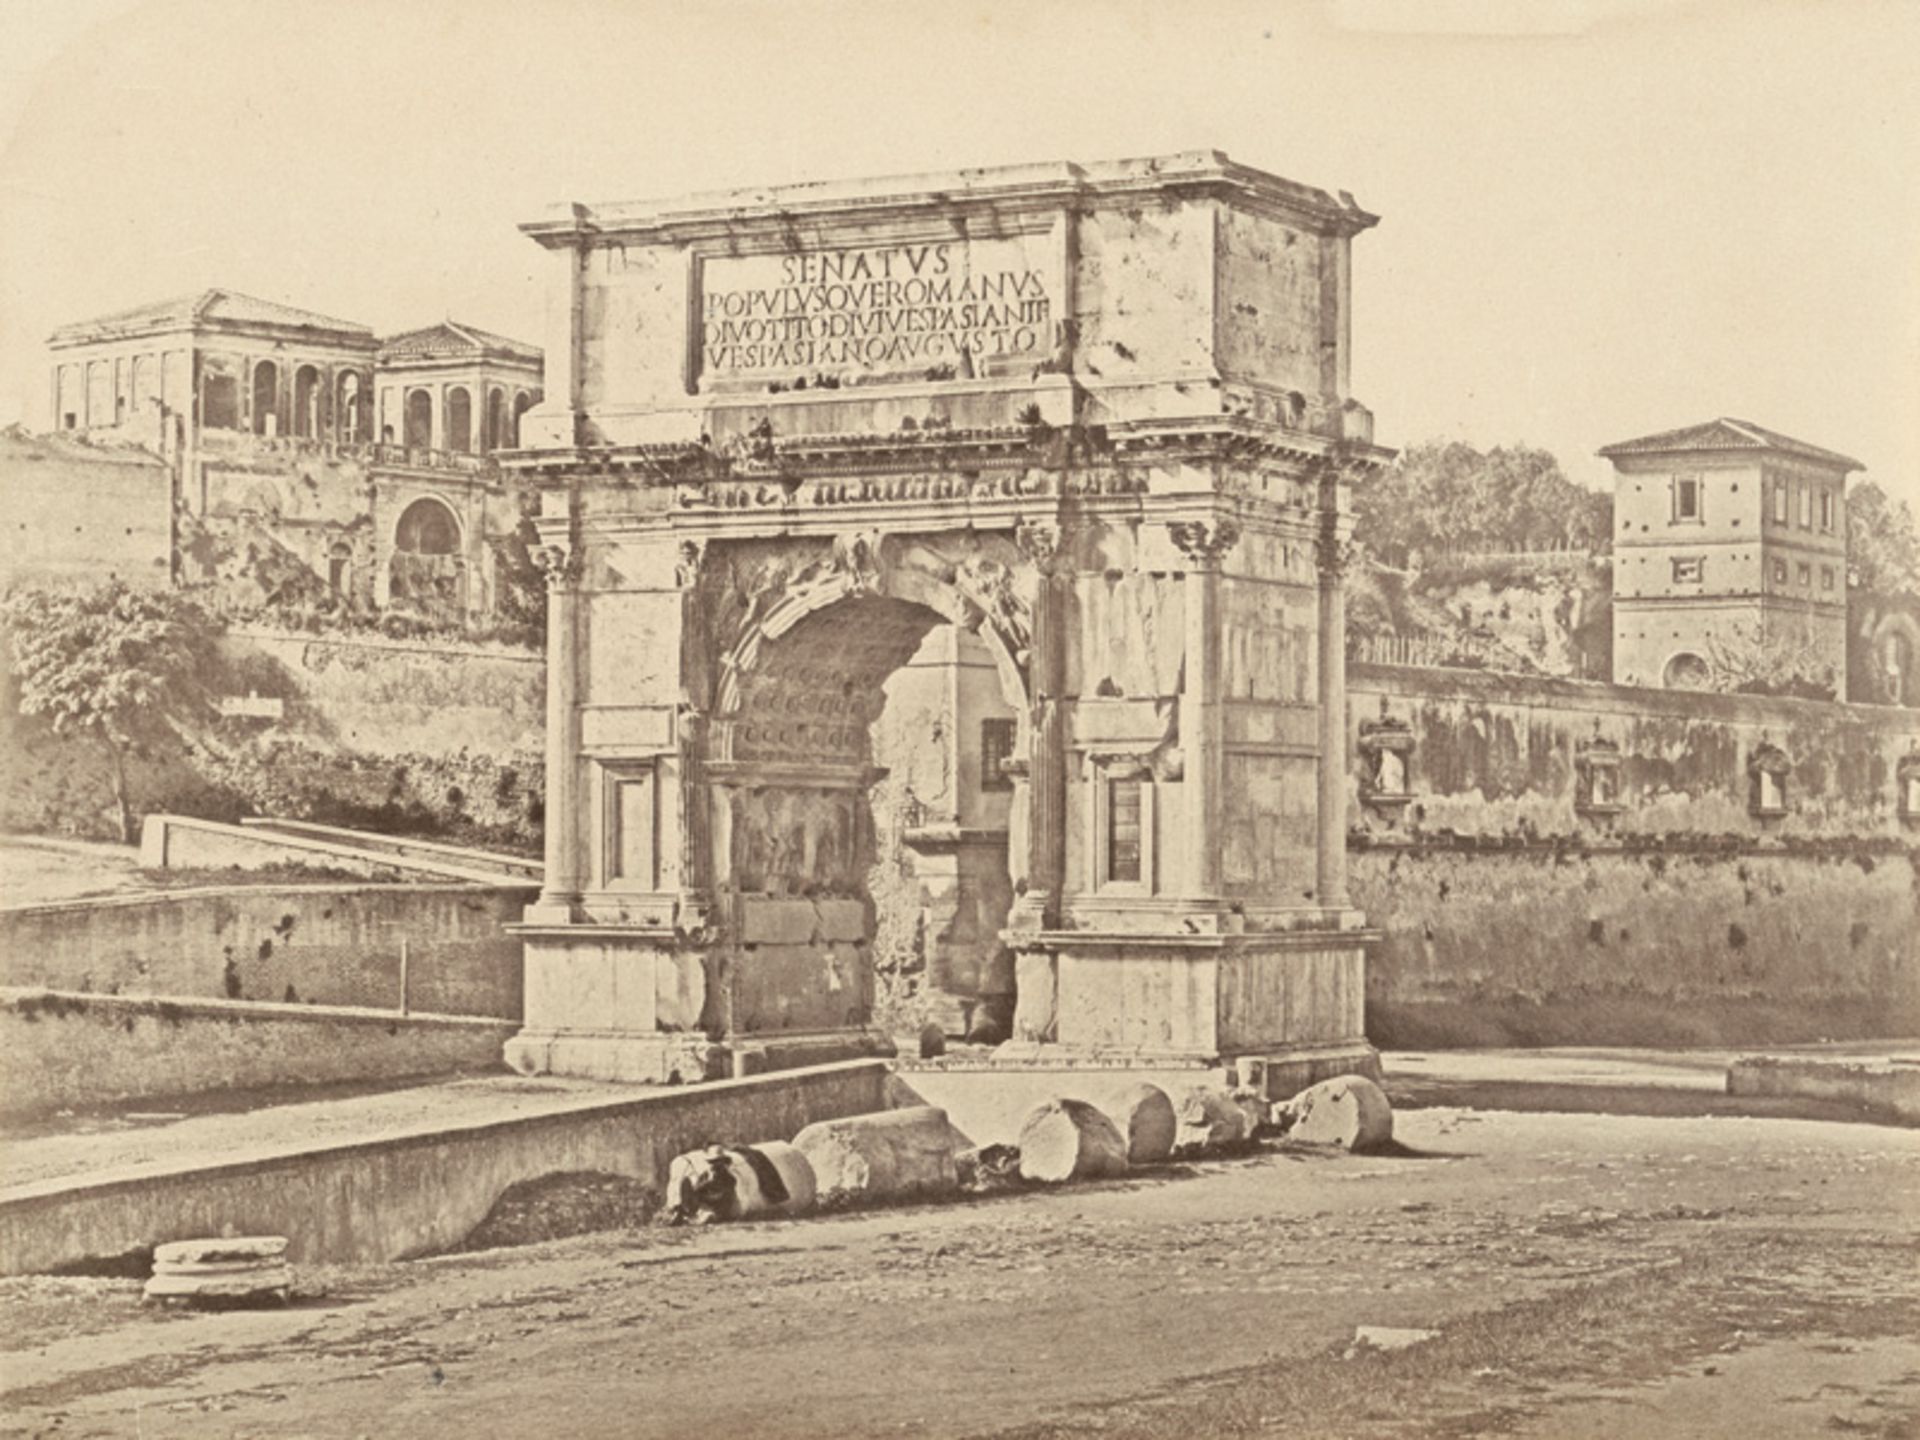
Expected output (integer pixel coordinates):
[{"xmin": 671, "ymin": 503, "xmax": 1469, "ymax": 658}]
[{"xmin": 1601, "ymin": 418, "xmax": 1858, "ymax": 692}]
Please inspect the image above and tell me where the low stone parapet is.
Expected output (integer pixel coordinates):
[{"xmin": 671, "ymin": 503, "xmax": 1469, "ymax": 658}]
[
  {"xmin": 1727, "ymin": 1055, "xmax": 1920, "ymax": 1125},
  {"xmin": 0, "ymin": 989, "xmax": 514, "ymax": 1118}
]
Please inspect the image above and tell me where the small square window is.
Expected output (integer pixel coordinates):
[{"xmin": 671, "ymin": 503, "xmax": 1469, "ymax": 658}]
[
  {"xmin": 1673, "ymin": 474, "xmax": 1701, "ymax": 522},
  {"xmin": 979, "ymin": 718, "xmax": 1015, "ymax": 792},
  {"xmin": 1797, "ymin": 562, "xmax": 1812, "ymax": 587},
  {"xmin": 1671, "ymin": 557, "xmax": 1704, "ymax": 584}
]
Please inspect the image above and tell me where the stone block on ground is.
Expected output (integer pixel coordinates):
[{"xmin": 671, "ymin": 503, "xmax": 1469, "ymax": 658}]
[
  {"xmin": 792, "ymin": 1105, "xmax": 959, "ymax": 1207},
  {"xmin": 153, "ymin": 1236, "xmax": 287, "ymax": 1265},
  {"xmin": 1173, "ymin": 1086, "xmax": 1252, "ymax": 1155},
  {"xmin": 1229, "ymin": 1088, "xmax": 1272, "ymax": 1139},
  {"xmin": 144, "ymin": 1236, "xmax": 291, "ymax": 1306},
  {"xmin": 1280, "ymin": 1074, "xmax": 1394, "ymax": 1152},
  {"xmin": 957, "ymin": 1142, "xmax": 1022, "ymax": 1192},
  {"xmin": 1016, "ymin": 1098, "xmax": 1129, "ymax": 1184},
  {"xmin": 1107, "ymin": 1083, "xmax": 1177, "ymax": 1165},
  {"xmin": 663, "ymin": 1142, "xmax": 817, "ymax": 1223}
]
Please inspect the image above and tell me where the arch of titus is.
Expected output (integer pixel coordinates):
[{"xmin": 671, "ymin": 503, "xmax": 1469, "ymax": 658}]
[{"xmin": 501, "ymin": 153, "xmax": 1392, "ymax": 1092}]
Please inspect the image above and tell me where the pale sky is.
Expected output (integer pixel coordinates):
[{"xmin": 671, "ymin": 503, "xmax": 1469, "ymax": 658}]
[{"xmin": 2, "ymin": 0, "xmax": 1915, "ymax": 506}]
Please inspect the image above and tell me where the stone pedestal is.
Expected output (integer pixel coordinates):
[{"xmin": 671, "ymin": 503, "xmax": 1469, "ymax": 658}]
[{"xmin": 1001, "ymin": 912, "xmax": 1376, "ymax": 1081}]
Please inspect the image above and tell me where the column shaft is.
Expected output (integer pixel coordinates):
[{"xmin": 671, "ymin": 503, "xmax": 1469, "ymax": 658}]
[
  {"xmin": 1315, "ymin": 558, "xmax": 1349, "ymax": 909},
  {"xmin": 1025, "ymin": 562, "xmax": 1067, "ymax": 924},
  {"xmin": 537, "ymin": 569, "xmax": 585, "ymax": 912},
  {"xmin": 1184, "ymin": 561, "xmax": 1222, "ymax": 897}
]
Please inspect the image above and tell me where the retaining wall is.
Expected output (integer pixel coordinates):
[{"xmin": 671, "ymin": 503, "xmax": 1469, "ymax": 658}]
[
  {"xmin": 0, "ymin": 991, "xmax": 514, "ymax": 1118},
  {"xmin": 0, "ymin": 1060, "xmax": 891, "ymax": 1273},
  {"xmin": 0, "ymin": 883, "xmax": 531, "ymax": 1018},
  {"xmin": 1354, "ymin": 838, "xmax": 1920, "ymax": 1047},
  {"xmin": 1346, "ymin": 664, "xmax": 1920, "ymax": 1046}
]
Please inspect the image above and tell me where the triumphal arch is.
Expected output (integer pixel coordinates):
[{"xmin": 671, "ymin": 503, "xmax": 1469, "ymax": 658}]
[{"xmin": 501, "ymin": 152, "xmax": 1391, "ymax": 1089}]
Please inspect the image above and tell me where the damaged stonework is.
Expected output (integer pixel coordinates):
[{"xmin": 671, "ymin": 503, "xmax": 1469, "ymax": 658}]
[{"xmin": 503, "ymin": 153, "xmax": 1392, "ymax": 1083}]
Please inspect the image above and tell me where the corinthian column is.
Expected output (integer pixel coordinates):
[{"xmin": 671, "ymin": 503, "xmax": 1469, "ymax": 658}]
[
  {"xmin": 1169, "ymin": 518, "xmax": 1241, "ymax": 899},
  {"xmin": 531, "ymin": 540, "xmax": 585, "ymax": 920},
  {"xmin": 1013, "ymin": 520, "xmax": 1066, "ymax": 930},
  {"xmin": 1315, "ymin": 472, "xmax": 1352, "ymax": 911}
]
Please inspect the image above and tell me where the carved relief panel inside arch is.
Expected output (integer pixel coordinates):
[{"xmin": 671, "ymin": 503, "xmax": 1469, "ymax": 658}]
[{"xmin": 688, "ymin": 526, "xmax": 1042, "ymax": 901}]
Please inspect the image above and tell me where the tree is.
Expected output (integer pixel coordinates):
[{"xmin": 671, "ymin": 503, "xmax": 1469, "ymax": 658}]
[
  {"xmin": 1, "ymin": 583, "xmax": 218, "ymax": 843},
  {"xmin": 1847, "ymin": 480, "xmax": 1920, "ymax": 597},
  {"xmin": 1353, "ymin": 440, "xmax": 1611, "ymax": 567}
]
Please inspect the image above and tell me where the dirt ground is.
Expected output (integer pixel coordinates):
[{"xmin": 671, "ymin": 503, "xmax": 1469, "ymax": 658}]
[{"xmin": 2, "ymin": 1103, "xmax": 1916, "ymax": 1439}]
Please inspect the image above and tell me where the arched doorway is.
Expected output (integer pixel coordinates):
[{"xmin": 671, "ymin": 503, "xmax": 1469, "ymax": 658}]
[
  {"xmin": 445, "ymin": 387, "xmax": 472, "ymax": 453},
  {"xmin": 512, "ymin": 391, "xmax": 535, "ymax": 445},
  {"xmin": 293, "ymin": 364, "xmax": 321, "ymax": 438},
  {"xmin": 389, "ymin": 496, "xmax": 466, "ymax": 612},
  {"xmin": 404, "ymin": 389, "xmax": 433, "ymax": 449},
  {"xmin": 252, "ymin": 360, "xmax": 280, "ymax": 436},
  {"xmin": 1663, "ymin": 651, "xmax": 1712, "ymax": 691}
]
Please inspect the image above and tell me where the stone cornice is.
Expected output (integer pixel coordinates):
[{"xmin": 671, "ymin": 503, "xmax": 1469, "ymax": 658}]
[
  {"xmin": 500, "ymin": 419, "xmax": 1392, "ymax": 483},
  {"xmin": 521, "ymin": 151, "xmax": 1379, "ymax": 250},
  {"xmin": 49, "ymin": 319, "xmax": 380, "ymax": 356}
]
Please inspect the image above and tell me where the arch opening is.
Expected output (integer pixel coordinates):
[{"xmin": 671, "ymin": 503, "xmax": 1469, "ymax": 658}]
[
  {"xmin": 339, "ymin": 373, "xmax": 364, "ymax": 443},
  {"xmin": 404, "ymin": 389, "xmax": 433, "ymax": 449},
  {"xmin": 446, "ymin": 387, "xmax": 472, "ymax": 453},
  {"xmin": 389, "ymin": 496, "xmax": 466, "ymax": 613},
  {"xmin": 1663, "ymin": 651, "xmax": 1712, "ymax": 691},
  {"xmin": 293, "ymin": 364, "xmax": 321, "ymax": 439},
  {"xmin": 486, "ymin": 388, "xmax": 507, "ymax": 452},
  {"xmin": 252, "ymin": 360, "xmax": 280, "ymax": 436},
  {"xmin": 713, "ymin": 585, "xmax": 1026, "ymax": 1040}
]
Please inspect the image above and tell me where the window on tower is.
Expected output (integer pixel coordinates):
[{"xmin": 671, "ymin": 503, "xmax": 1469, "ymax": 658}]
[
  {"xmin": 1673, "ymin": 473, "xmax": 1701, "ymax": 522},
  {"xmin": 1671, "ymin": 556, "xmax": 1704, "ymax": 584}
]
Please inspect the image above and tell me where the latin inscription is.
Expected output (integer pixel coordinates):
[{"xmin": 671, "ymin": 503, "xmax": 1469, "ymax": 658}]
[{"xmin": 701, "ymin": 239, "xmax": 1051, "ymax": 379}]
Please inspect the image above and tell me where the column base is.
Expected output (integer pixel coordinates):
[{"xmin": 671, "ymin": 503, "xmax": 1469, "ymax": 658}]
[
  {"xmin": 504, "ymin": 1029, "xmax": 725, "ymax": 1085},
  {"xmin": 1230, "ymin": 1041, "xmax": 1382, "ymax": 1100},
  {"xmin": 504, "ymin": 1027, "xmax": 897, "ymax": 1085}
]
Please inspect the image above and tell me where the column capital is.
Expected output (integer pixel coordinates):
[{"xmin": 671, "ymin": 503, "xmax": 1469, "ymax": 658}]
[
  {"xmin": 1014, "ymin": 519, "xmax": 1065, "ymax": 574},
  {"xmin": 674, "ymin": 538, "xmax": 707, "ymax": 588},
  {"xmin": 1168, "ymin": 518, "xmax": 1241, "ymax": 568},
  {"xmin": 1315, "ymin": 513, "xmax": 1359, "ymax": 579},
  {"xmin": 535, "ymin": 543, "xmax": 583, "ymax": 590}
]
